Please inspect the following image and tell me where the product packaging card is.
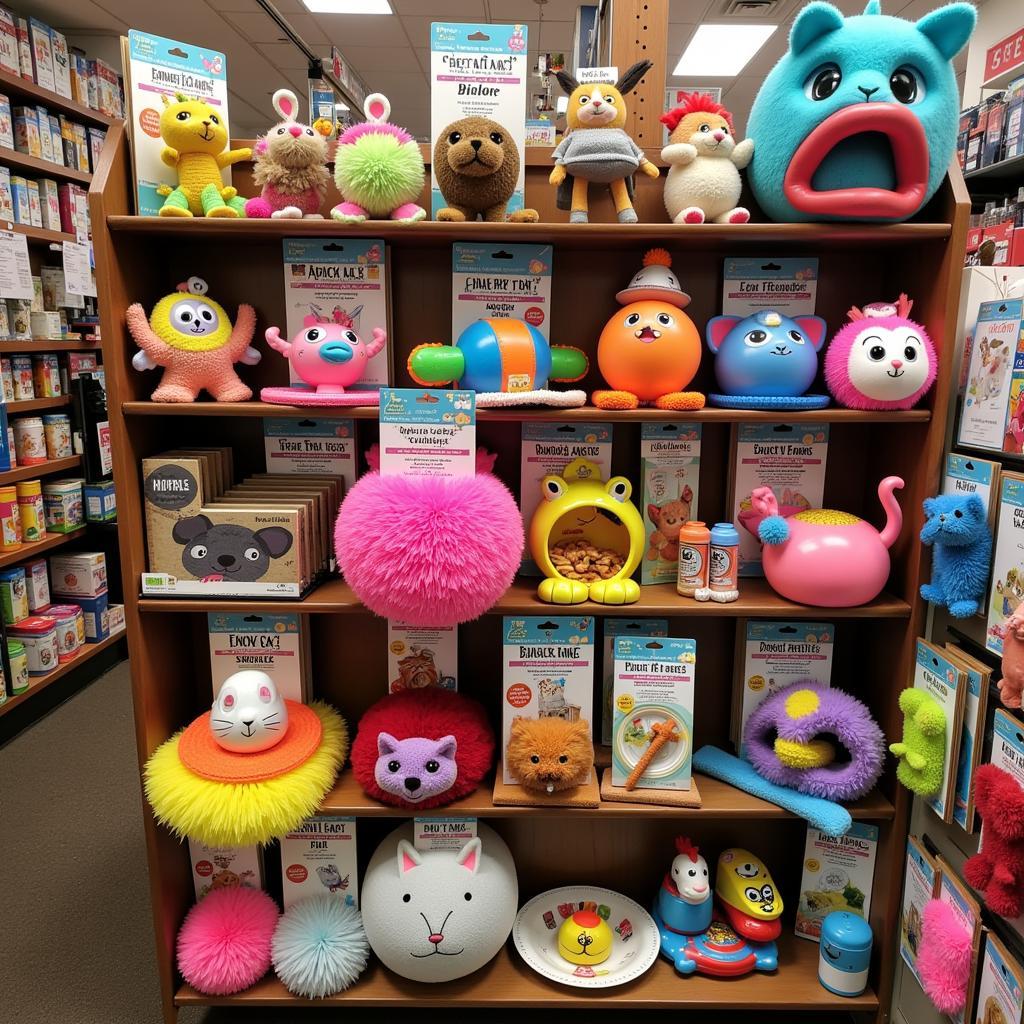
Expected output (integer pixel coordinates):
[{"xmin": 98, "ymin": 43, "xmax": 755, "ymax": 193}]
[
  {"xmin": 913, "ymin": 639, "xmax": 967, "ymax": 823},
  {"xmin": 943, "ymin": 453, "xmax": 1000, "ymax": 525},
  {"xmin": 379, "ymin": 388, "xmax": 476, "ymax": 479},
  {"xmin": 281, "ymin": 238, "xmax": 389, "ymax": 390},
  {"xmin": 188, "ymin": 840, "xmax": 263, "ymax": 902},
  {"xmin": 611, "ymin": 636, "xmax": 696, "ymax": 791},
  {"xmin": 794, "ymin": 822, "xmax": 878, "ymax": 942},
  {"xmin": 280, "ymin": 816, "xmax": 357, "ymax": 910},
  {"xmin": 901, "ymin": 836, "xmax": 939, "ymax": 982},
  {"xmin": 27, "ymin": 19, "xmax": 54, "ymax": 92},
  {"xmin": 947, "ymin": 644, "xmax": 990, "ymax": 834},
  {"xmin": 641, "ymin": 423, "xmax": 701, "ymax": 585},
  {"xmin": 125, "ymin": 32, "xmax": 231, "ymax": 217},
  {"xmin": 207, "ymin": 612, "xmax": 307, "ymax": 703},
  {"xmin": 430, "ymin": 23, "xmax": 528, "ymax": 217},
  {"xmin": 975, "ymin": 932, "xmax": 1024, "ymax": 1024},
  {"xmin": 734, "ymin": 620, "xmax": 834, "ymax": 756},
  {"xmin": 414, "ymin": 817, "xmax": 477, "ymax": 852},
  {"xmin": 958, "ymin": 299, "xmax": 1023, "ymax": 452},
  {"xmin": 988, "ymin": 710, "xmax": 1024, "ymax": 942},
  {"xmin": 451, "ymin": 243, "xmax": 553, "ymax": 340},
  {"xmin": 721, "ymin": 257, "xmax": 819, "ymax": 317},
  {"xmin": 519, "ymin": 422, "xmax": 612, "ymax": 574},
  {"xmin": 936, "ymin": 862, "xmax": 983, "ymax": 1024},
  {"xmin": 987, "ymin": 473, "xmax": 1024, "ymax": 655},
  {"xmin": 262, "ymin": 417, "xmax": 356, "ymax": 492},
  {"xmin": 601, "ymin": 618, "xmax": 668, "ymax": 746},
  {"xmin": 501, "ymin": 615, "xmax": 595, "ymax": 785},
  {"xmin": 731, "ymin": 423, "xmax": 829, "ymax": 576},
  {"xmin": 387, "ymin": 621, "xmax": 457, "ymax": 693}
]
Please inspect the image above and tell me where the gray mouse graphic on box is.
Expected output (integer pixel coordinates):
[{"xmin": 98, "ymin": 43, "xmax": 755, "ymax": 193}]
[{"xmin": 172, "ymin": 515, "xmax": 293, "ymax": 582}]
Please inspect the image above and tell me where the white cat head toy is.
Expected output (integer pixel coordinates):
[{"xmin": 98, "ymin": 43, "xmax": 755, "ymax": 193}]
[
  {"xmin": 209, "ymin": 670, "xmax": 288, "ymax": 753},
  {"xmin": 361, "ymin": 822, "xmax": 518, "ymax": 983}
]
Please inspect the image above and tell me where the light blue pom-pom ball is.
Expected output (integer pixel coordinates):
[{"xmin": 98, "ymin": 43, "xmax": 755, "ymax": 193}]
[
  {"xmin": 271, "ymin": 896, "xmax": 369, "ymax": 998},
  {"xmin": 758, "ymin": 515, "xmax": 791, "ymax": 546}
]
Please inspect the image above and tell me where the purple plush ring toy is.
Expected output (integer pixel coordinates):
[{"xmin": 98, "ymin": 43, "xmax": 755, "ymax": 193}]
[{"xmin": 744, "ymin": 680, "xmax": 885, "ymax": 802}]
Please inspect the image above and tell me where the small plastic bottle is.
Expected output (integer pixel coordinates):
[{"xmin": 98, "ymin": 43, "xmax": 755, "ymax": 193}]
[
  {"xmin": 696, "ymin": 522, "xmax": 740, "ymax": 602},
  {"xmin": 676, "ymin": 521, "xmax": 710, "ymax": 597}
]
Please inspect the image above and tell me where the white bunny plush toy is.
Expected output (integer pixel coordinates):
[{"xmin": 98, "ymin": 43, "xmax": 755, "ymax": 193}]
[
  {"xmin": 361, "ymin": 822, "xmax": 518, "ymax": 982},
  {"xmin": 209, "ymin": 670, "xmax": 289, "ymax": 753}
]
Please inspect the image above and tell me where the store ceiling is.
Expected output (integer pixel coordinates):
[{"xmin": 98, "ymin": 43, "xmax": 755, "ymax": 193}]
[{"xmin": 31, "ymin": 0, "xmax": 976, "ymax": 139}]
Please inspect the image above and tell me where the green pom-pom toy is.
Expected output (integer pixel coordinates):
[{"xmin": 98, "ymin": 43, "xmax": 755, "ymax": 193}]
[{"xmin": 889, "ymin": 688, "xmax": 946, "ymax": 796}]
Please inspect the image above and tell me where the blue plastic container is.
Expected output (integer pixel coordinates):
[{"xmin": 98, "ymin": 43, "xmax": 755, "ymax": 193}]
[{"xmin": 818, "ymin": 911, "xmax": 872, "ymax": 997}]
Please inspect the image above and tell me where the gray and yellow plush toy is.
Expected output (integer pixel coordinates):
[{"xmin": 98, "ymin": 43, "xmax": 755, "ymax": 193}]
[{"xmin": 434, "ymin": 116, "xmax": 539, "ymax": 222}]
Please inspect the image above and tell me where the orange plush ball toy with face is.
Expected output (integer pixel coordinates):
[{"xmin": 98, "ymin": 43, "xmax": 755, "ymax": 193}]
[{"xmin": 592, "ymin": 249, "xmax": 705, "ymax": 411}]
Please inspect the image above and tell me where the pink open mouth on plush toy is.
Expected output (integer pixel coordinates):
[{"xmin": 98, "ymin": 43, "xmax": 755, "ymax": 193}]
[{"xmin": 783, "ymin": 104, "xmax": 928, "ymax": 220}]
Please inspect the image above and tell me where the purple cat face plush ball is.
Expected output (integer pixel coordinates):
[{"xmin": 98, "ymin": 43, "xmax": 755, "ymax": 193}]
[{"xmin": 351, "ymin": 689, "xmax": 495, "ymax": 810}]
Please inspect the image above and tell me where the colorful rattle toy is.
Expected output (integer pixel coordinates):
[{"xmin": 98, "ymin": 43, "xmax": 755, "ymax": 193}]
[
  {"xmin": 753, "ymin": 476, "xmax": 904, "ymax": 606},
  {"xmin": 529, "ymin": 458, "xmax": 645, "ymax": 605},
  {"xmin": 592, "ymin": 250, "xmax": 704, "ymax": 411},
  {"xmin": 408, "ymin": 319, "xmax": 588, "ymax": 407},
  {"xmin": 558, "ymin": 910, "xmax": 613, "ymax": 966},
  {"xmin": 705, "ymin": 309, "xmax": 829, "ymax": 409},
  {"xmin": 260, "ymin": 316, "xmax": 387, "ymax": 407}
]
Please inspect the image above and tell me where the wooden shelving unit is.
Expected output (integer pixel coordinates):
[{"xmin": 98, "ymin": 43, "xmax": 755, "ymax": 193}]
[
  {"xmin": 0, "ymin": 145, "xmax": 91, "ymax": 184},
  {"xmin": 0, "ymin": 455, "xmax": 81, "ymax": 486},
  {"xmin": 0, "ymin": 527, "xmax": 86, "ymax": 570},
  {"xmin": 0, "ymin": 339, "xmax": 100, "ymax": 353},
  {"xmin": 91, "ymin": 88, "xmax": 970, "ymax": 1019},
  {"xmin": 7, "ymin": 395, "xmax": 71, "ymax": 414},
  {"xmin": 0, "ymin": 67, "xmax": 115, "ymax": 128},
  {"xmin": 4, "ymin": 220, "xmax": 74, "ymax": 246}
]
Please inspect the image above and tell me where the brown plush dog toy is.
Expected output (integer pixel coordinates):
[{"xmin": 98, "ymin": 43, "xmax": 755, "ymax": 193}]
[{"xmin": 434, "ymin": 116, "xmax": 539, "ymax": 223}]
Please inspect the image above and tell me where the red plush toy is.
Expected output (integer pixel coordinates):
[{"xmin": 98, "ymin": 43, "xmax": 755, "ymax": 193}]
[
  {"xmin": 350, "ymin": 689, "xmax": 494, "ymax": 809},
  {"xmin": 963, "ymin": 764, "xmax": 1024, "ymax": 917}
]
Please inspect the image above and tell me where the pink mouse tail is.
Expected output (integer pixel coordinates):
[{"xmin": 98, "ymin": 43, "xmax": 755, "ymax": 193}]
[
  {"xmin": 264, "ymin": 326, "xmax": 290, "ymax": 355},
  {"xmin": 366, "ymin": 326, "xmax": 387, "ymax": 359},
  {"xmin": 878, "ymin": 476, "xmax": 905, "ymax": 549}
]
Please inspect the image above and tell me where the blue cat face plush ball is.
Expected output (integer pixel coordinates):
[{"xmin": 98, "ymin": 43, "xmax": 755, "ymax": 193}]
[
  {"xmin": 706, "ymin": 309, "xmax": 828, "ymax": 398},
  {"xmin": 746, "ymin": 1, "xmax": 975, "ymax": 222}
]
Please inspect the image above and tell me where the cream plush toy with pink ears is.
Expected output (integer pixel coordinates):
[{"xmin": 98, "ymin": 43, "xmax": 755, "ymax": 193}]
[{"xmin": 660, "ymin": 93, "xmax": 753, "ymax": 225}]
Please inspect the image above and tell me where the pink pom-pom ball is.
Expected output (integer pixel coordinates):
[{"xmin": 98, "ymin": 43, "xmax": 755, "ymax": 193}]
[
  {"xmin": 335, "ymin": 449, "xmax": 522, "ymax": 626},
  {"xmin": 177, "ymin": 887, "xmax": 279, "ymax": 996}
]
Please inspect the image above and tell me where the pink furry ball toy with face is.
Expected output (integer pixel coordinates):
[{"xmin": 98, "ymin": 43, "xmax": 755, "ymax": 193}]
[{"xmin": 823, "ymin": 294, "xmax": 936, "ymax": 411}]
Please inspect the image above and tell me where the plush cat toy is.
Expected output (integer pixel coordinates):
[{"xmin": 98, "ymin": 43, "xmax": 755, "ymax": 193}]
[
  {"xmin": 746, "ymin": 1, "xmax": 975, "ymax": 222},
  {"xmin": 919, "ymin": 493, "xmax": 992, "ymax": 618}
]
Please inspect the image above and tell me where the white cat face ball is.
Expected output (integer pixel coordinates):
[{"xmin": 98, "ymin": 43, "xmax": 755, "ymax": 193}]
[
  {"xmin": 209, "ymin": 670, "xmax": 288, "ymax": 753},
  {"xmin": 361, "ymin": 822, "xmax": 518, "ymax": 983}
]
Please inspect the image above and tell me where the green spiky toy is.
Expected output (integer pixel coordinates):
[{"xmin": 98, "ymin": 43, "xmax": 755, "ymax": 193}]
[{"xmin": 889, "ymin": 688, "xmax": 946, "ymax": 796}]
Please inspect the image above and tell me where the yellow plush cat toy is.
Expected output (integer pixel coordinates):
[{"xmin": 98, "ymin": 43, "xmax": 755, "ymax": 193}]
[{"xmin": 157, "ymin": 93, "xmax": 251, "ymax": 217}]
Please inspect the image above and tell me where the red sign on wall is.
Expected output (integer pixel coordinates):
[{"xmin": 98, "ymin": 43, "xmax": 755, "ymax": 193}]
[{"xmin": 985, "ymin": 27, "xmax": 1024, "ymax": 85}]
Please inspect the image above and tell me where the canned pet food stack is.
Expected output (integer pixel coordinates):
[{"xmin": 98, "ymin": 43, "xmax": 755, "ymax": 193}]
[
  {"xmin": 0, "ymin": 565, "xmax": 30, "ymax": 624},
  {"xmin": 6, "ymin": 639, "xmax": 29, "ymax": 695},
  {"xmin": 47, "ymin": 603, "xmax": 84, "ymax": 663},
  {"xmin": 8, "ymin": 615, "xmax": 60, "ymax": 676},
  {"xmin": 16, "ymin": 480, "xmax": 45, "ymax": 542},
  {"xmin": 0, "ymin": 484, "xmax": 22, "ymax": 551},
  {"xmin": 42, "ymin": 479, "xmax": 85, "ymax": 534},
  {"xmin": 42, "ymin": 413, "xmax": 72, "ymax": 459},
  {"xmin": 12, "ymin": 418, "xmax": 47, "ymax": 466}
]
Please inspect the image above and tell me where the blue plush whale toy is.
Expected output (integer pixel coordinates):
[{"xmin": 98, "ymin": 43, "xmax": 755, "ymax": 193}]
[{"xmin": 747, "ymin": 1, "xmax": 975, "ymax": 222}]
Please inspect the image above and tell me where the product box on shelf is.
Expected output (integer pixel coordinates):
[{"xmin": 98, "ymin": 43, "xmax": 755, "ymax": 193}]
[
  {"xmin": 501, "ymin": 614, "xmax": 595, "ymax": 785},
  {"xmin": 0, "ymin": 167, "xmax": 12, "ymax": 221},
  {"xmin": 729, "ymin": 422, "xmax": 829, "ymax": 576},
  {"xmin": 83, "ymin": 480, "xmax": 116, "ymax": 522},
  {"xmin": 49, "ymin": 551, "xmax": 105, "ymax": 597},
  {"xmin": 601, "ymin": 618, "xmax": 668, "ymax": 746},
  {"xmin": 24, "ymin": 557, "xmax": 49, "ymax": 613},
  {"xmin": 188, "ymin": 840, "xmax": 263, "ymax": 902},
  {"xmin": 38, "ymin": 179, "xmax": 61, "ymax": 233},
  {"xmin": 0, "ymin": 7, "xmax": 18, "ymax": 75},
  {"xmin": 14, "ymin": 17, "xmax": 31, "ymax": 82},
  {"xmin": 42, "ymin": 479, "xmax": 84, "ymax": 533},
  {"xmin": 900, "ymin": 835, "xmax": 939, "ymax": 982},
  {"xmin": 983, "ymin": 93, "xmax": 1007, "ymax": 167},
  {"xmin": 519, "ymin": 421, "xmax": 612, "ymax": 574},
  {"xmin": 946, "ymin": 644, "xmax": 990, "ymax": 834},
  {"xmin": 640, "ymin": 422, "xmax": 701, "ymax": 585},
  {"xmin": 9, "ymin": 173, "xmax": 29, "ymax": 224},
  {"xmin": 207, "ymin": 612, "xmax": 309, "ymax": 703},
  {"xmin": 280, "ymin": 816, "xmax": 358, "ymax": 910},
  {"xmin": 281, "ymin": 237, "xmax": 390, "ymax": 390},
  {"xmin": 429, "ymin": 22, "xmax": 528, "ymax": 217},
  {"xmin": 93, "ymin": 58, "xmax": 120, "ymax": 118},
  {"xmin": 0, "ymin": 564, "xmax": 29, "ymax": 624},
  {"xmin": 262, "ymin": 417, "xmax": 356, "ymax": 492},
  {"xmin": 30, "ymin": 311, "xmax": 60, "ymax": 341},
  {"xmin": 450, "ymin": 243, "xmax": 553, "ymax": 340},
  {"xmin": 71, "ymin": 589, "xmax": 108, "ymax": 642},
  {"xmin": 0, "ymin": 94, "xmax": 12, "ymax": 149},
  {"xmin": 721, "ymin": 257, "xmax": 819, "ymax": 317},
  {"xmin": 611, "ymin": 635, "xmax": 696, "ymax": 791},
  {"xmin": 25, "ymin": 179, "xmax": 40, "ymax": 227},
  {"xmin": 794, "ymin": 822, "xmax": 878, "ymax": 942},
  {"xmin": 36, "ymin": 105, "xmax": 53, "ymax": 162},
  {"xmin": 107, "ymin": 602, "xmax": 124, "ymax": 635},
  {"xmin": 987, "ymin": 473, "xmax": 1024, "ymax": 655},
  {"xmin": 49, "ymin": 29, "xmax": 71, "ymax": 100},
  {"xmin": 387, "ymin": 621, "xmax": 457, "ymax": 693},
  {"xmin": 27, "ymin": 19, "xmax": 55, "ymax": 94},
  {"xmin": 13, "ymin": 105, "xmax": 40, "ymax": 157}
]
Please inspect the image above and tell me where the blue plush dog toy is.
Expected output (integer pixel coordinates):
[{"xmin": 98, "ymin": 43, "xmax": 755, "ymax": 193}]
[
  {"xmin": 920, "ymin": 493, "xmax": 992, "ymax": 618},
  {"xmin": 747, "ymin": 1, "xmax": 975, "ymax": 222}
]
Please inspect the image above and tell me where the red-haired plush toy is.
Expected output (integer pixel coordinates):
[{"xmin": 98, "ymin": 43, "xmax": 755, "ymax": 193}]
[
  {"xmin": 660, "ymin": 92, "xmax": 753, "ymax": 225},
  {"xmin": 963, "ymin": 764, "xmax": 1024, "ymax": 917},
  {"xmin": 350, "ymin": 689, "xmax": 495, "ymax": 809}
]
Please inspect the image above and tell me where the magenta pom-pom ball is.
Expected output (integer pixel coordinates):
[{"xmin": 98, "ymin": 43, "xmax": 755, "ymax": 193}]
[
  {"xmin": 335, "ymin": 470, "xmax": 523, "ymax": 626},
  {"xmin": 177, "ymin": 886, "xmax": 279, "ymax": 996}
]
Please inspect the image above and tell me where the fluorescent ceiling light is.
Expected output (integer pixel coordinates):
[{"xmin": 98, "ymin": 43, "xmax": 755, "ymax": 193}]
[
  {"xmin": 302, "ymin": 0, "xmax": 392, "ymax": 13},
  {"xmin": 673, "ymin": 24, "xmax": 776, "ymax": 77}
]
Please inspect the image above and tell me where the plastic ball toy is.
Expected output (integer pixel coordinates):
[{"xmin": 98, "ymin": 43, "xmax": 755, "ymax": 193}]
[{"xmin": 558, "ymin": 909, "xmax": 613, "ymax": 965}]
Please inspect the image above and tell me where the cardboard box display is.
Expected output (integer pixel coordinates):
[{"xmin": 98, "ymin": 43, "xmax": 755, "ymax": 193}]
[
  {"xmin": 387, "ymin": 621, "xmax": 457, "ymax": 693},
  {"xmin": 601, "ymin": 618, "xmax": 668, "ymax": 746},
  {"xmin": 501, "ymin": 615, "xmax": 595, "ymax": 785},
  {"xmin": 207, "ymin": 612, "xmax": 309, "ymax": 703},
  {"xmin": 188, "ymin": 840, "xmax": 263, "ymax": 902},
  {"xmin": 947, "ymin": 644, "xmax": 990, "ymax": 834},
  {"xmin": 987, "ymin": 473, "xmax": 1024, "ymax": 655},
  {"xmin": 280, "ymin": 816, "xmax": 357, "ymax": 910},
  {"xmin": 730, "ymin": 422, "xmax": 829, "ymax": 576},
  {"xmin": 900, "ymin": 835, "xmax": 939, "ymax": 982},
  {"xmin": 49, "ymin": 551, "xmax": 106, "ymax": 597},
  {"xmin": 263, "ymin": 417, "xmax": 356, "ymax": 492}
]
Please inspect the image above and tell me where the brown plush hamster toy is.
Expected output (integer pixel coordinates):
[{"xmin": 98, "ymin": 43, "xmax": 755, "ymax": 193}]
[
  {"xmin": 506, "ymin": 717, "xmax": 593, "ymax": 793},
  {"xmin": 434, "ymin": 116, "xmax": 539, "ymax": 223}
]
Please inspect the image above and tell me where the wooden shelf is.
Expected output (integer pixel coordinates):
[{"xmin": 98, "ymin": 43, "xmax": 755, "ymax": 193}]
[
  {"xmin": 8, "ymin": 395, "xmax": 70, "ymax": 413},
  {"xmin": 0, "ymin": 628, "xmax": 125, "ymax": 718},
  {"xmin": 964, "ymin": 151, "xmax": 1024, "ymax": 183},
  {"xmin": 121, "ymin": 399, "xmax": 931, "ymax": 425},
  {"xmin": 0, "ymin": 339, "xmax": 100, "ymax": 352},
  {"xmin": 138, "ymin": 575, "xmax": 911, "ymax": 618},
  {"xmin": 0, "ymin": 527, "xmax": 87, "ymax": 569},
  {"xmin": 0, "ymin": 67, "xmax": 116, "ymax": 128},
  {"xmin": 175, "ymin": 935, "xmax": 876, "ymax": 1010},
  {"xmin": 318, "ymin": 767, "xmax": 895, "ymax": 821},
  {"xmin": 106, "ymin": 215, "xmax": 951, "ymax": 249},
  {"xmin": 0, "ymin": 146, "xmax": 91, "ymax": 184},
  {"xmin": 0, "ymin": 456, "xmax": 82, "ymax": 486},
  {"xmin": 4, "ymin": 220, "xmax": 74, "ymax": 245}
]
